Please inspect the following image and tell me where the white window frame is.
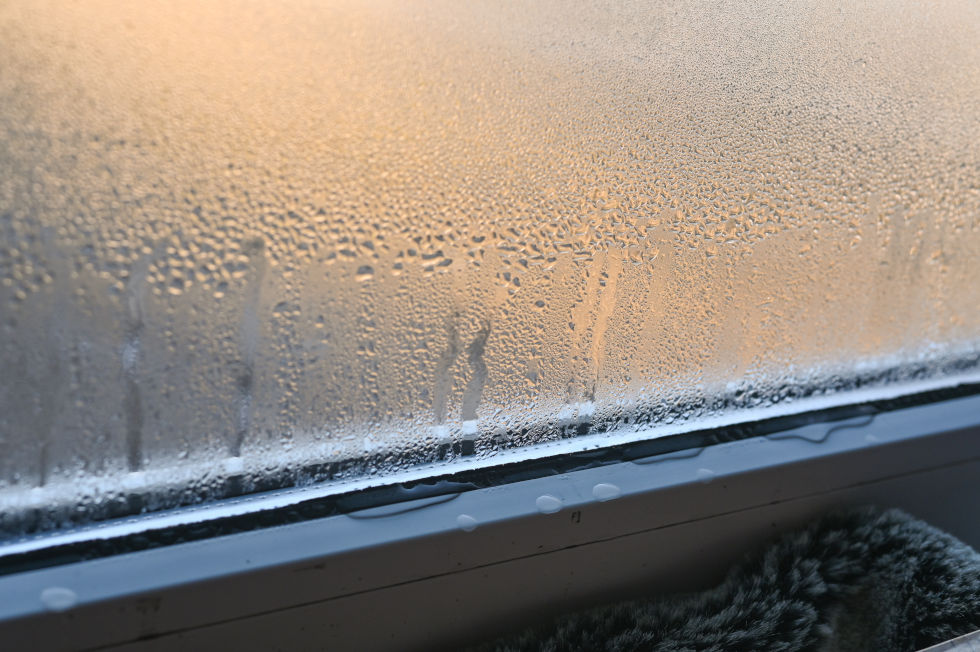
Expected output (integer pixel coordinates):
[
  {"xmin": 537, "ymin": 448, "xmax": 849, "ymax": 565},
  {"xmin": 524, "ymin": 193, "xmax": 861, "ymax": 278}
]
[{"xmin": 0, "ymin": 390, "xmax": 977, "ymax": 650}]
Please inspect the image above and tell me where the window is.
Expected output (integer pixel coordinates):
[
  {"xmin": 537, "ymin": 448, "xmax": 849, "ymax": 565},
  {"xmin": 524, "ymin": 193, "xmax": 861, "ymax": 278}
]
[
  {"xmin": 2, "ymin": 3, "xmax": 980, "ymax": 650},
  {"xmin": 1, "ymin": 0, "xmax": 978, "ymax": 543}
]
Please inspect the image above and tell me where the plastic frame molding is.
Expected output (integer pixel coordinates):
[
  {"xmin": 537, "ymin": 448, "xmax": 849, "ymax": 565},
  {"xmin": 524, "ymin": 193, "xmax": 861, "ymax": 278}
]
[{"xmin": 0, "ymin": 392, "xmax": 978, "ymax": 651}]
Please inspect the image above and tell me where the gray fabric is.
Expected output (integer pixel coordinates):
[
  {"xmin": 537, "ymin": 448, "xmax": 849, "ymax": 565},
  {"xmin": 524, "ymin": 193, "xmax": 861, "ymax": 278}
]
[{"xmin": 471, "ymin": 507, "xmax": 980, "ymax": 652}]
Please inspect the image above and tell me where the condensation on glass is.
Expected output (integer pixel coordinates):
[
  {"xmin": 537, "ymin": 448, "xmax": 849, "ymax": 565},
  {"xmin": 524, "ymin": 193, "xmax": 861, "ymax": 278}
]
[{"xmin": 1, "ymin": 0, "xmax": 979, "ymax": 536}]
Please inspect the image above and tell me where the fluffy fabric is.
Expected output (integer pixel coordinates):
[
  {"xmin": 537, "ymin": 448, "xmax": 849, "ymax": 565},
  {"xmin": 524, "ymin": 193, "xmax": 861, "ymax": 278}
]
[{"xmin": 471, "ymin": 507, "xmax": 980, "ymax": 652}]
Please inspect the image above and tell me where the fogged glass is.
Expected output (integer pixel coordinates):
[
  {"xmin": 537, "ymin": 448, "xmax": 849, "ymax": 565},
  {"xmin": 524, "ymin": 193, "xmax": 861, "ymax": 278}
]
[{"xmin": 1, "ymin": 0, "xmax": 978, "ymax": 534}]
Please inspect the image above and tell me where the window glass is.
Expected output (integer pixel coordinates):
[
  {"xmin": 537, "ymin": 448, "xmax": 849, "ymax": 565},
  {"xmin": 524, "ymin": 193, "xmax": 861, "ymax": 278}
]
[{"xmin": 2, "ymin": 0, "xmax": 978, "ymax": 536}]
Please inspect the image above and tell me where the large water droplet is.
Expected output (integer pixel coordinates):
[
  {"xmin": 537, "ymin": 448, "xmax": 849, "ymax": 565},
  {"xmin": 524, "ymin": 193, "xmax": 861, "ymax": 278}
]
[
  {"xmin": 456, "ymin": 514, "xmax": 478, "ymax": 532},
  {"xmin": 40, "ymin": 587, "xmax": 77, "ymax": 612},
  {"xmin": 535, "ymin": 494, "xmax": 563, "ymax": 514},
  {"xmin": 592, "ymin": 483, "xmax": 621, "ymax": 502}
]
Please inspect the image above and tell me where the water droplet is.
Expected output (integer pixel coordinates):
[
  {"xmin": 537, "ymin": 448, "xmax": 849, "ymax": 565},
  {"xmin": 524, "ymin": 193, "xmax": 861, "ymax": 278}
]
[
  {"xmin": 40, "ymin": 587, "xmax": 77, "ymax": 612},
  {"xmin": 456, "ymin": 514, "xmax": 478, "ymax": 532},
  {"xmin": 355, "ymin": 265, "xmax": 374, "ymax": 281},
  {"xmin": 223, "ymin": 456, "xmax": 244, "ymax": 474},
  {"xmin": 592, "ymin": 483, "xmax": 620, "ymax": 502},
  {"xmin": 535, "ymin": 494, "xmax": 562, "ymax": 514},
  {"xmin": 433, "ymin": 425, "xmax": 451, "ymax": 444}
]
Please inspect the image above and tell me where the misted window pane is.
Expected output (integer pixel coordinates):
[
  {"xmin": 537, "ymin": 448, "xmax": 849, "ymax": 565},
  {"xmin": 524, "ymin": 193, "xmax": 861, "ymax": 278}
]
[{"xmin": 2, "ymin": 0, "xmax": 978, "ymax": 535}]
